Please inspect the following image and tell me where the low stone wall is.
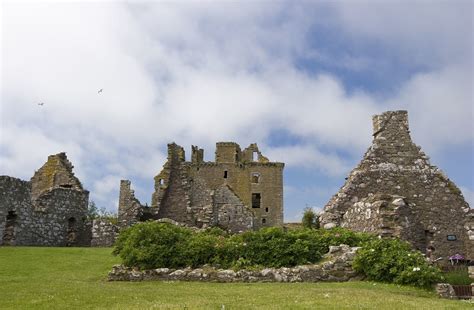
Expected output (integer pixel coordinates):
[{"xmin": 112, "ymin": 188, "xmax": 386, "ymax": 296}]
[
  {"xmin": 91, "ymin": 219, "xmax": 119, "ymax": 247},
  {"xmin": 435, "ymin": 283, "xmax": 457, "ymax": 299},
  {"xmin": 436, "ymin": 283, "xmax": 474, "ymax": 299},
  {"xmin": 108, "ymin": 244, "xmax": 362, "ymax": 282}
]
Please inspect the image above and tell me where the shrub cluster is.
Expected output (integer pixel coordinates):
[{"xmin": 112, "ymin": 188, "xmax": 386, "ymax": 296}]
[
  {"xmin": 301, "ymin": 207, "xmax": 319, "ymax": 229},
  {"xmin": 113, "ymin": 222, "xmax": 371, "ymax": 270},
  {"xmin": 353, "ymin": 238, "xmax": 444, "ymax": 288},
  {"xmin": 443, "ymin": 268, "xmax": 471, "ymax": 285}
]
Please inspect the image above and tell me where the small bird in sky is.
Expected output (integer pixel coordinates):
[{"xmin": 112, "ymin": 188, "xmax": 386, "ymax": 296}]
[
  {"xmin": 98, "ymin": 89, "xmax": 103, "ymax": 94},
  {"xmin": 37, "ymin": 102, "xmax": 44, "ymax": 106}
]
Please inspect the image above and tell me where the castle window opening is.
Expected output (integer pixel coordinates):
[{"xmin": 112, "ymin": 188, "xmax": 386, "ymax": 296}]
[
  {"xmin": 262, "ymin": 218, "xmax": 266, "ymax": 224},
  {"xmin": 2, "ymin": 211, "xmax": 17, "ymax": 245},
  {"xmin": 252, "ymin": 151, "xmax": 258, "ymax": 161},
  {"xmin": 252, "ymin": 193, "xmax": 261, "ymax": 208},
  {"xmin": 159, "ymin": 179, "xmax": 164, "ymax": 185},
  {"xmin": 265, "ymin": 207, "xmax": 269, "ymax": 212},
  {"xmin": 60, "ymin": 184, "xmax": 72, "ymax": 188},
  {"xmin": 252, "ymin": 173, "xmax": 260, "ymax": 183},
  {"xmin": 224, "ymin": 171, "xmax": 228, "ymax": 178}
]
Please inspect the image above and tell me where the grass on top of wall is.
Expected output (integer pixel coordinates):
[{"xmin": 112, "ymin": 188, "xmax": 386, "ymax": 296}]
[{"xmin": 0, "ymin": 246, "xmax": 471, "ymax": 309}]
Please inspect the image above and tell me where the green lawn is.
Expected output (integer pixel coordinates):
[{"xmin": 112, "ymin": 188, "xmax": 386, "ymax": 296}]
[{"xmin": 0, "ymin": 247, "xmax": 471, "ymax": 309}]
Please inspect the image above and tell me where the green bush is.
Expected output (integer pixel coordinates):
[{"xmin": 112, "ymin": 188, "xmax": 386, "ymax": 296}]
[
  {"xmin": 353, "ymin": 238, "xmax": 444, "ymax": 288},
  {"xmin": 443, "ymin": 269, "xmax": 471, "ymax": 285},
  {"xmin": 114, "ymin": 222, "xmax": 373, "ymax": 270},
  {"xmin": 302, "ymin": 207, "xmax": 318, "ymax": 229},
  {"xmin": 113, "ymin": 222, "xmax": 192, "ymax": 269}
]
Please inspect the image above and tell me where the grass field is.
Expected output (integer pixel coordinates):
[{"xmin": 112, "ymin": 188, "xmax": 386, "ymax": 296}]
[{"xmin": 0, "ymin": 247, "xmax": 471, "ymax": 309}]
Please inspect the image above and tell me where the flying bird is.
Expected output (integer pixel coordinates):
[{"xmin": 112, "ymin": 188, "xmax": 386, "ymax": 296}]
[
  {"xmin": 98, "ymin": 89, "xmax": 103, "ymax": 94},
  {"xmin": 37, "ymin": 102, "xmax": 44, "ymax": 106}
]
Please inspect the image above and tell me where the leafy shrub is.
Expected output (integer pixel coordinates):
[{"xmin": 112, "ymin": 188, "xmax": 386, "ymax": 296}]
[
  {"xmin": 114, "ymin": 222, "xmax": 373, "ymax": 270},
  {"xmin": 185, "ymin": 232, "xmax": 219, "ymax": 268},
  {"xmin": 87, "ymin": 200, "xmax": 118, "ymax": 224},
  {"xmin": 443, "ymin": 269, "xmax": 471, "ymax": 285},
  {"xmin": 353, "ymin": 238, "xmax": 444, "ymax": 288},
  {"xmin": 113, "ymin": 222, "xmax": 192, "ymax": 269},
  {"xmin": 302, "ymin": 207, "xmax": 318, "ymax": 229}
]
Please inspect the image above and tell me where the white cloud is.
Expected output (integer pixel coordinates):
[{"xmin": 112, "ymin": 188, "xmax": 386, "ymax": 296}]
[
  {"xmin": 335, "ymin": 1, "xmax": 473, "ymax": 68},
  {"xmin": 389, "ymin": 66, "xmax": 474, "ymax": 154},
  {"xmin": 1, "ymin": 1, "xmax": 472, "ymax": 213},
  {"xmin": 265, "ymin": 144, "xmax": 351, "ymax": 177}
]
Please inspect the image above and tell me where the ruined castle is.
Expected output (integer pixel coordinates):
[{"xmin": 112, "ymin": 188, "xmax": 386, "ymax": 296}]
[
  {"xmin": 0, "ymin": 110, "xmax": 471, "ymax": 262},
  {"xmin": 319, "ymin": 110, "xmax": 473, "ymax": 261},
  {"xmin": 118, "ymin": 142, "xmax": 284, "ymax": 233},
  {"xmin": 0, "ymin": 153, "xmax": 90, "ymax": 246}
]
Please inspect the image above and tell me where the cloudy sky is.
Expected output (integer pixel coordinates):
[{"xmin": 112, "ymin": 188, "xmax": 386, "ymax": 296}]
[{"xmin": 1, "ymin": 1, "xmax": 473, "ymax": 221}]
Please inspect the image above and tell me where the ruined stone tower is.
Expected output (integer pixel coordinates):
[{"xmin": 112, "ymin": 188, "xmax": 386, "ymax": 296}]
[
  {"xmin": 119, "ymin": 142, "xmax": 284, "ymax": 232},
  {"xmin": 0, "ymin": 153, "xmax": 90, "ymax": 246},
  {"xmin": 319, "ymin": 111, "xmax": 472, "ymax": 261}
]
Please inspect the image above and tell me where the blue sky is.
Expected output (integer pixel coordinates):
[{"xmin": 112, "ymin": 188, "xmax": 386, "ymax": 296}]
[{"xmin": 1, "ymin": 1, "xmax": 473, "ymax": 221}]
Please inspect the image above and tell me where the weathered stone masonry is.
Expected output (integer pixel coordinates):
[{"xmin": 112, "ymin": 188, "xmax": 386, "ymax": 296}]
[
  {"xmin": 0, "ymin": 153, "xmax": 90, "ymax": 246},
  {"xmin": 119, "ymin": 142, "xmax": 284, "ymax": 233},
  {"xmin": 320, "ymin": 110, "xmax": 472, "ymax": 261}
]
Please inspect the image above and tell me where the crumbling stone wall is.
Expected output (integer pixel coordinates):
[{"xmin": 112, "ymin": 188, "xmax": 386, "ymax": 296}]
[
  {"xmin": 213, "ymin": 185, "xmax": 254, "ymax": 232},
  {"xmin": 320, "ymin": 110, "xmax": 471, "ymax": 261},
  {"xmin": 342, "ymin": 194, "xmax": 426, "ymax": 251},
  {"xmin": 91, "ymin": 219, "xmax": 119, "ymax": 247},
  {"xmin": 118, "ymin": 180, "xmax": 144, "ymax": 229},
  {"xmin": 0, "ymin": 153, "xmax": 90, "ymax": 246},
  {"xmin": 30, "ymin": 152, "xmax": 83, "ymax": 201},
  {"xmin": 465, "ymin": 210, "xmax": 474, "ymax": 259},
  {"xmin": 152, "ymin": 143, "xmax": 191, "ymax": 223}
]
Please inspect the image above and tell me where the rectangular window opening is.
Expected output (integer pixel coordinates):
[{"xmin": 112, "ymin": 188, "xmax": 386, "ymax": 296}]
[
  {"xmin": 224, "ymin": 171, "xmax": 228, "ymax": 178},
  {"xmin": 252, "ymin": 173, "xmax": 260, "ymax": 183},
  {"xmin": 265, "ymin": 207, "xmax": 268, "ymax": 212},
  {"xmin": 252, "ymin": 151, "xmax": 258, "ymax": 161},
  {"xmin": 252, "ymin": 193, "xmax": 261, "ymax": 208},
  {"xmin": 262, "ymin": 218, "xmax": 266, "ymax": 224}
]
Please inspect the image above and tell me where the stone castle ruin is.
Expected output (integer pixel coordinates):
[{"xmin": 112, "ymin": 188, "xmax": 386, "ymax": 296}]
[
  {"xmin": 118, "ymin": 142, "xmax": 284, "ymax": 233},
  {"xmin": 0, "ymin": 110, "xmax": 471, "ymax": 260},
  {"xmin": 319, "ymin": 110, "xmax": 473, "ymax": 261},
  {"xmin": 0, "ymin": 153, "xmax": 90, "ymax": 246}
]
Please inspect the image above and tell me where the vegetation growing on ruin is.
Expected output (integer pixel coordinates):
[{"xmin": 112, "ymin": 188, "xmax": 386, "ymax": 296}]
[
  {"xmin": 0, "ymin": 247, "xmax": 469, "ymax": 309},
  {"xmin": 113, "ymin": 222, "xmax": 373, "ymax": 270},
  {"xmin": 353, "ymin": 238, "xmax": 444, "ymax": 288},
  {"xmin": 87, "ymin": 200, "xmax": 118, "ymax": 224},
  {"xmin": 301, "ymin": 207, "xmax": 319, "ymax": 229}
]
